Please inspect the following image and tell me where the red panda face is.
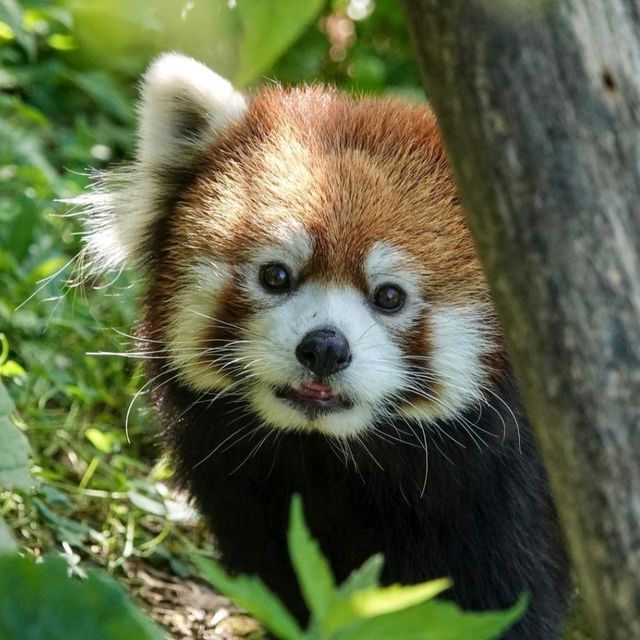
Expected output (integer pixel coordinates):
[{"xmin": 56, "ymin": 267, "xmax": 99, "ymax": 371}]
[{"xmin": 81, "ymin": 54, "xmax": 503, "ymax": 438}]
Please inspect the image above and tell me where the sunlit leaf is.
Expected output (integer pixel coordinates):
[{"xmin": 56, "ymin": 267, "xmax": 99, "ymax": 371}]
[
  {"xmin": 193, "ymin": 555, "xmax": 304, "ymax": 640},
  {"xmin": 288, "ymin": 494, "xmax": 337, "ymax": 619},
  {"xmin": 85, "ymin": 427, "xmax": 118, "ymax": 453},
  {"xmin": 331, "ymin": 595, "xmax": 528, "ymax": 640},
  {"xmin": 337, "ymin": 554, "xmax": 384, "ymax": 599},
  {"xmin": 47, "ymin": 33, "xmax": 76, "ymax": 50},
  {"xmin": 326, "ymin": 578, "xmax": 452, "ymax": 634},
  {"xmin": 0, "ymin": 0, "xmax": 35, "ymax": 59},
  {"xmin": 0, "ymin": 19, "xmax": 14, "ymax": 39},
  {"xmin": 0, "ymin": 360, "xmax": 27, "ymax": 378}
]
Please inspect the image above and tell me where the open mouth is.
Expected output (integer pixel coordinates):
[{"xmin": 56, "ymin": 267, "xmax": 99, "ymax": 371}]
[{"xmin": 275, "ymin": 382, "xmax": 353, "ymax": 415}]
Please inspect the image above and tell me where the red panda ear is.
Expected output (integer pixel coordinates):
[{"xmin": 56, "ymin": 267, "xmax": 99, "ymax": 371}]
[
  {"xmin": 137, "ymin": 52, "xmax": 246, "ymax": 168},
  {"xmin": 74, "ymin": 54, "xmax": 246, "ymax": 273}
]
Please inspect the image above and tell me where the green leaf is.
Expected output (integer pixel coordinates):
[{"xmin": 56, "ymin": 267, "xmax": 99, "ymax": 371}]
[
  {"xmin": 0, "ymin": 555, "xmax": 164, "ymax": 640},
  {"xmin": 33, "ymin": 499, "xmax": 92, "ymax": 548},
  {"xmin": 234, "ymin": 0, "xmax": 325, "ymax": 87},
  {"xmin": 326, "ymin": 578, "xmax": 452, "ymax": 634},
  {"xmin": 0, "ymin": 515, "xmax": 16, "ymax": 553},
  {"xmin": 0, "ymin": 379, "xmax": 32, "ymax": 491},
  {"xmin": 0, "ymin": 360, "xmax": 27, "ymax": 378},
  {"xmin": 288, "ymin": 494, "xmax": 337, "ymax": 620},
  {"xmin": 331, "ymin": 595, "xmax": 528, "ymax": 640},
  {"xmin": 337, "ymin": 554, "xmax": 384, "ymax": 599},
  {"xmin": 127, "ymin": 490, "xmax": 166, "ymax": 517},
  {"xmin": 60, "ymin": 69, "xmax": 134, "ymax": 124},
  {"xmin": 193, "ymin": 554, "xmax": 304, "ymax": 640},
  {"xmin": 0, "ymin": 0, "xmax": 36, "ymax": 60},
  {"xmin": 85, "ymin": 427, "xmax": 118, "ymax": 453}
]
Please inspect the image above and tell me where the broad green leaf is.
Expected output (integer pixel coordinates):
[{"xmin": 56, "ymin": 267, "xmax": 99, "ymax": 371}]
[
  {"xmin": 326, "ymin": 578, "xmax": 452, "ymax": 633},
  {"xmin": 0, "ymin": 378, "xmax": 32, "ymax": 491},
  {"xmin": 337, "ymin": 554, "xmax": 384, "ymax": 599},
  {"xmin": 234, "ymin": 0, "xmax": 325, "ymax": 87},
  {"xmin": 288, "ymin": 494, "xmax": 337, "ymax": 620},
  {"xmin": 68, "ymin": 0, "xmax": 324, "ymax": 89},
  {"xmin": 331, "ymin": 595, "xmax": 528, "ymax": 640},
  {"xmin": 47, "ymin": 33, "xmax": 76, "ymax": 51},
  {"xmin": 0, "ymin": 555, "xmax": 164, "ymax": 640},
  {"xmin": 193, "ymin": 554, "xmax": 304, "ymax": 640},
  {"xmin": 0, "ymin": 515, "xmax": 16, "ymax": 553}
]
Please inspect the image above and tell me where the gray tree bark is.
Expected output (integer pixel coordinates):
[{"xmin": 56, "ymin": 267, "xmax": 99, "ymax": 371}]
[{"xmin": 399, "ymin": 1, "xmax": 640, "ymax": 638}]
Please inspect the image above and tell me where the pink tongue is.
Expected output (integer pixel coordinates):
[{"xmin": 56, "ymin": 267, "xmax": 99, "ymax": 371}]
[{"xmin": 297, "ymin": 382, "xmax": 334, "ymax": 400}]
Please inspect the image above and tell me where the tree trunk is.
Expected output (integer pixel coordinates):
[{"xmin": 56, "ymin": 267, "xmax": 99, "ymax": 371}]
[{"xmin": 399, "ymin": 1, "xmax": 640, "ymax": 638}]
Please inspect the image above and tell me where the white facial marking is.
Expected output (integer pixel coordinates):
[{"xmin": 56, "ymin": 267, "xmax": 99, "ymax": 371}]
[
  {"xmin": 399, "ymin": 304, "xmax": 495, "ymax": 423},
  {"xmin": 238, "ymin": 283, "xmax": 406, "ymax": 437},
  {"xmin": 364, "ymin": 241, "xmax": 427, "ymax": 332},
  {"xmin": 241, "ymin": 224, "xmax": 313, "ymax": 302},
  {"xmin": 167, "ymin": 259, "xmax": 234, "ymax": 391}
]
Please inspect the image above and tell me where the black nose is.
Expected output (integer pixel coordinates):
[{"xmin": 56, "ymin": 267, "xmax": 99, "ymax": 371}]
[{"xmin": 295, "ymin": 329, "xmax": 352, "ymax": 378}]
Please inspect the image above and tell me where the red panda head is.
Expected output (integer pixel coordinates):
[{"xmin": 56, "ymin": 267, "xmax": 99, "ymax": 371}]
[{"xmin": 81, "ymin": 54, "xmax": 503, "ymax": 438}]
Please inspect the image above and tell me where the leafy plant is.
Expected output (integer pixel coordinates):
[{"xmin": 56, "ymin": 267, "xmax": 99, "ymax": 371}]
[
  {"xmin": 0, "ymin": 554, "xmax": 164, "ymax": 640},
  {"xmin": 0, "ymin": 373, "xmax": 32, "ymax": 493},
  {"xmin": 194, "ymin": 495, "xmax": 526, "ymax": 640}
]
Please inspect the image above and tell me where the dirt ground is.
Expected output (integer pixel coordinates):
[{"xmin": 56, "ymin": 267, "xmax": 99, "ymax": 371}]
[{"xmin": 128, "ymin": 559, "xmax": 266, "ymax": 640}]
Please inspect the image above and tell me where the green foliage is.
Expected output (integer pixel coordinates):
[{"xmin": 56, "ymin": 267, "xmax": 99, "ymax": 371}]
[
  {"xmin": 194, "ymin": 496, "xmax": 526, "ymax": 640},
  {"xmin": 0, "ymin": 375, "xmax": 32, "ymax": 492},
  {"xmin": 194, "ymin": 557, "xmax": 305, "ymax": 640},
  {"xmin": 288, "ymin": 494, "xmax": 337, "ymax": 621},
  {"xmin": 0, "ymin": 555, "xmax": 164, "ymax": 640},
  {"xmin": 234, "ymin": 0, "xmax": 326, "ymax": 87},
  {"xmin": 66, "ymin": 0, "xmax": 325, "ymax": 88}
]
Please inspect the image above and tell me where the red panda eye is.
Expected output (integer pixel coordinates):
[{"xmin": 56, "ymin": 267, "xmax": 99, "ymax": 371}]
[
  {"xmin": 373, "ymin": 284, "xmax": 406, "ymax": 312},
  {"xmin": 260, "ymin": 263, "xmax": 291, "ymax": 292}
]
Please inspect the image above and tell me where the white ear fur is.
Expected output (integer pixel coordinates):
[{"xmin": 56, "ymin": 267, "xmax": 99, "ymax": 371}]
[
  {"xmin": 75, "ymin": 53, "xmax": 246, "ymax": 272},
  {"xmin": 137, "ymin": 53, "xmax": 246, "ymax": 167}
]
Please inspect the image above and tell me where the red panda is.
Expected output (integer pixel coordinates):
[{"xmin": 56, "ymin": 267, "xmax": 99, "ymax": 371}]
[{"xmin": 79, "ymin": 54, "xmax": 570, "ymax": 639}]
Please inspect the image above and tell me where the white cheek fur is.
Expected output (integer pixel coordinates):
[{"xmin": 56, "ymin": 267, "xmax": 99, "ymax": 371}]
[
  {"xmin": 399, "ymin": 305, "xmax": 495, "ymax": 424},
  {"xmin": 167, "ymin": 259, "xmax": 235, "ymax": 391}
]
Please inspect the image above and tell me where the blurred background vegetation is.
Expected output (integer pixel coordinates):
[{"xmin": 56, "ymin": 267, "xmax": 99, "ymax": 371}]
[{"xmin": 0, "ymin": 0, "xmax": 422, "ymax": 635}]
